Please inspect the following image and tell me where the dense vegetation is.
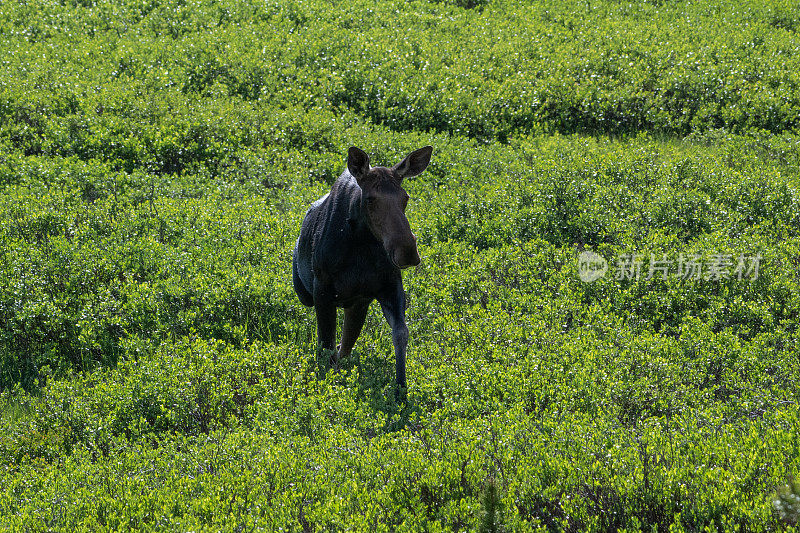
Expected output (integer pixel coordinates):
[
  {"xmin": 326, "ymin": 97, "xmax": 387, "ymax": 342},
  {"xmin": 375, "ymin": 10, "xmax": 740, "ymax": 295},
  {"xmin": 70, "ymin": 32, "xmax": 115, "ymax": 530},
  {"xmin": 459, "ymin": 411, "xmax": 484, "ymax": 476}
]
[{"xmin": 1, "ymin": 0, "xmax": 800, "ymax": 529}]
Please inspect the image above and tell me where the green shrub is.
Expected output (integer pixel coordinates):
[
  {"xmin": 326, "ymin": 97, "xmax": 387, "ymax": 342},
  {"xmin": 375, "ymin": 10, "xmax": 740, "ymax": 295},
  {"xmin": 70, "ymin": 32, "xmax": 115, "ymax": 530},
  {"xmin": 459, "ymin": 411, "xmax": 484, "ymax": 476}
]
[{"xmin": 1, "ymin": 0, "xmax": 800, "ymax": 529}]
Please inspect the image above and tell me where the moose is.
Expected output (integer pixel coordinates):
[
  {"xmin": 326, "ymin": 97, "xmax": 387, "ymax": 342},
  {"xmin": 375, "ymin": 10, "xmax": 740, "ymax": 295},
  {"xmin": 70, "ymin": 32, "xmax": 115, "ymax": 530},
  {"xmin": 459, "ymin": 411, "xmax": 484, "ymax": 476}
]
[{"xmin": 293, "ymin": 145, "xmax": 433, "ymax": 392}]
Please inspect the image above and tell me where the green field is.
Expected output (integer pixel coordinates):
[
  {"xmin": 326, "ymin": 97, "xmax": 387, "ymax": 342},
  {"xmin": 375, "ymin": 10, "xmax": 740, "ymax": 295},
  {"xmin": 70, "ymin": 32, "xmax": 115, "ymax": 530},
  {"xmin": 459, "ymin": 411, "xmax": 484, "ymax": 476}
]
[{"xmin": 1, "ymin": 0, "xmax": 800, "ymax": 530}]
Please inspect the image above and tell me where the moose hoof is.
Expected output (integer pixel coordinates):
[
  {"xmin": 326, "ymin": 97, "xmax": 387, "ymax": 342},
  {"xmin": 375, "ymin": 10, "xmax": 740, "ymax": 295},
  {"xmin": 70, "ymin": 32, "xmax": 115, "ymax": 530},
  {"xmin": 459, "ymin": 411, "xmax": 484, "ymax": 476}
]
[
  {"xmin": 319, "ymin": 347, "xmax": 338, "ymax": 367},
  {"xmin": 329, "ymin": 346, "xmax": 341, "ymax": 367},
  {"xmin": 394, "ymin": 383, "xmax": 408, "ymax": 403}
]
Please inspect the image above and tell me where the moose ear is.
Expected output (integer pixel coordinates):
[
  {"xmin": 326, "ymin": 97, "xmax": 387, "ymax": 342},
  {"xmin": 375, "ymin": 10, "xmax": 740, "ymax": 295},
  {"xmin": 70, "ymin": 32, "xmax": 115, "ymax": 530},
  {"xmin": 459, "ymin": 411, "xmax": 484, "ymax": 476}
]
[
  {"xmin": 347, "ymin": 147, "xmax": 370, "ymax": 181},
  {"xmin": 392, "ymin": 146, "xmax": 433, "ymax": 181}
]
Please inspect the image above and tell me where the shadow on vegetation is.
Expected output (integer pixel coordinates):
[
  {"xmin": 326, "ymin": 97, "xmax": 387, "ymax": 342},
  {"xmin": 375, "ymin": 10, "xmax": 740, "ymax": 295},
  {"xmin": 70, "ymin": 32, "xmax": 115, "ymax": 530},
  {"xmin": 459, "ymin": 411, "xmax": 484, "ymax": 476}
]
[{"xmin": 312, "ymin": 346, "xmax": 418, "ymax": 433}]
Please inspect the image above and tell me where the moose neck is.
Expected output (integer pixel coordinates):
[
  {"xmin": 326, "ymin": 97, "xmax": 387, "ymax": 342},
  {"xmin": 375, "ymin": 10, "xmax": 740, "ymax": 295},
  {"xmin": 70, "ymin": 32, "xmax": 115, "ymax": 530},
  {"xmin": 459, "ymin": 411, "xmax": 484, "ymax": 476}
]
[{"xmin": 347, "ymin": 188, "xmax": 379, "ymax": 243}]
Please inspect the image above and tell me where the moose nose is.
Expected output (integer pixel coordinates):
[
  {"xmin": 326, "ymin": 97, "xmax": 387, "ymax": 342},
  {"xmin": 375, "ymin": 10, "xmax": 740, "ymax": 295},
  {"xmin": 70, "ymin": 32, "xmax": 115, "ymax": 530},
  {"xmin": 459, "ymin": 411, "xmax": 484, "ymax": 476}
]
[
  {"xmin": 401, "ymin": 248, "xmax": 421, "ymax": 269},
  {"xmin": 392, "ymin": 246, "xmax": 421, "ymax": 269},
  {"xmin": 409, "ymin": 235, "xmax": 420, "ymax": 266}
]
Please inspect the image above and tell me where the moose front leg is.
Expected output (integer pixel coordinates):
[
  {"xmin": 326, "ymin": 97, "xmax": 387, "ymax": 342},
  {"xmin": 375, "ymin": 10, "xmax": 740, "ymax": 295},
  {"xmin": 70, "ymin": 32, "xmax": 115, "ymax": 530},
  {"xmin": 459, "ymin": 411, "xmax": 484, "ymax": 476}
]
[{"xmin": 378, "ymin": 284, "xmax": 409, "ymax": 393}]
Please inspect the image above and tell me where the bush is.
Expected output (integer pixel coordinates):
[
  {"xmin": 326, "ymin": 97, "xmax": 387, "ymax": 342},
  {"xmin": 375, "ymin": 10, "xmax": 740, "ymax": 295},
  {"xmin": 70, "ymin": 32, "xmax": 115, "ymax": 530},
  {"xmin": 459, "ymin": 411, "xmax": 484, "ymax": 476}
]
[{"xmin": 1, "ymin": 0, "xmax": 800, "ymax": 529}]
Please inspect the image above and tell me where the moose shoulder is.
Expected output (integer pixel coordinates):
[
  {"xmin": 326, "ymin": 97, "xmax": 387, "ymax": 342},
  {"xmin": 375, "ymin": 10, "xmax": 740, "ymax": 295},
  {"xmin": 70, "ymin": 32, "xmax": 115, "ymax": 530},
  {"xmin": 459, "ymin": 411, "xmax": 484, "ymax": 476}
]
[{"xmin": 293, "ymin": 146, "xmax": 433, "ymax": 392}]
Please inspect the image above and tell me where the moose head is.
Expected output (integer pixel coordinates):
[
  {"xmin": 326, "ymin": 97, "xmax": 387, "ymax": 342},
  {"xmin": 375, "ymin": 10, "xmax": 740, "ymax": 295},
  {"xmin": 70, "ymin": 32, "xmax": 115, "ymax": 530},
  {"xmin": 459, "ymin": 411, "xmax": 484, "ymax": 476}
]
[{"xmin": 346, "ymin": 146, "xmax": 432, "ymax": 269}]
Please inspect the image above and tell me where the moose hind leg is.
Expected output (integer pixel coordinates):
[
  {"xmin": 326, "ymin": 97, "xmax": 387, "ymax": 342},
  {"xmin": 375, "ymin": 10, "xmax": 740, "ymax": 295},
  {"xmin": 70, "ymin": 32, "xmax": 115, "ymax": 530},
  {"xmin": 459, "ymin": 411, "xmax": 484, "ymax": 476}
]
[
  {"xmin": 314, "ymin": 300, "xmax": 337, "ymax": 356},
  {"xmin": 338, "ymin": 301, "xmax": 370, "ymax": 359}
]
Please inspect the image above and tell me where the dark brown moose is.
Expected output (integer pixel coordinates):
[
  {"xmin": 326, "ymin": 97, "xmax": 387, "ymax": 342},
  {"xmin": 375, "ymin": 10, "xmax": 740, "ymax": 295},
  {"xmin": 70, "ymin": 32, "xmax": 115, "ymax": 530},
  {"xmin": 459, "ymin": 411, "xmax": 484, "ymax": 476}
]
[{"xmin": 293, "ymin": 146, "xmax": 433, "ymax": 392}]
